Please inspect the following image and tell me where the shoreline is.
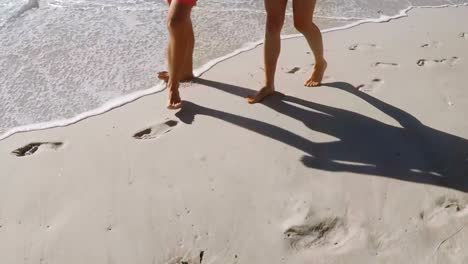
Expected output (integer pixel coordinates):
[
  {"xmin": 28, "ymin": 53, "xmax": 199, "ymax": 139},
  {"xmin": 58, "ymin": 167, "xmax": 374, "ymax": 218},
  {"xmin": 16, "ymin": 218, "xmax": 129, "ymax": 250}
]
[
  {"xmin": 1, "ymin": 3, "xmax": 467, "ymax": 141},
  {"xmin": 1, "ymin": 5, "xmax": 468, "ymax": 263}
]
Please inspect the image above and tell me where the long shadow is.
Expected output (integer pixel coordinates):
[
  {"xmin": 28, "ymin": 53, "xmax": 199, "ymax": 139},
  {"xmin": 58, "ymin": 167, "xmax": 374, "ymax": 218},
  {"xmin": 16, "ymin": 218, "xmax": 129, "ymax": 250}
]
[{"xmin": 176, "ymin": 79, "xmax": 468, "ymax": 192}]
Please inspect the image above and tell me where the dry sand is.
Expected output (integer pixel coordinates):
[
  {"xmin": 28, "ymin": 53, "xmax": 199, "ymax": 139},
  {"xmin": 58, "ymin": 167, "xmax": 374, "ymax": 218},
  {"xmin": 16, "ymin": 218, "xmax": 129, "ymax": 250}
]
[{"xmin": 1, "ymin": 6, "xmax": 468, "ymax": 264}]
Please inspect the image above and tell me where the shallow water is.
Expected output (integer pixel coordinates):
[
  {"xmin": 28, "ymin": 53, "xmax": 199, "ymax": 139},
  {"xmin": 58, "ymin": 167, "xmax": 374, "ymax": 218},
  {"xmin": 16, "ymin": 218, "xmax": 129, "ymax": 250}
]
[{"xmin": 0, "ymin": 0, "xmax": 467, "ymax": 139}]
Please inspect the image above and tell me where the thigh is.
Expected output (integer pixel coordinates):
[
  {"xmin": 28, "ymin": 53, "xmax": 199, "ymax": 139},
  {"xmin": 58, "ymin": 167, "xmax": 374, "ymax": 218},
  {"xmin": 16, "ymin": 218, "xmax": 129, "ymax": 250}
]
[
  {"xmin": 292, "ymin": 0, "xmax": 317, "ymax": 22},
  {"xmin": 264, "ymin": 0, "xmax": 288, "ymax": 19},
  {"xmin": 168, "ymin": 0, "xmax": 193, "ymax": 23}
]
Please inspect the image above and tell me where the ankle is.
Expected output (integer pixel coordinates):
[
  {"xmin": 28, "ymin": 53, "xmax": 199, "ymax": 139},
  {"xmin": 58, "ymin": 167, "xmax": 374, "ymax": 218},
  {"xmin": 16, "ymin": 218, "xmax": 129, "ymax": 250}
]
[
  {"xmin": 264, "ymin": 81, "xmax": 275, "ymax": 89},
  {"xmin": 315, "ymin": 58, "xmax": 327, "ymax": 67},
  {"xmin": 167, "ymin": 83, "xmax": 179, "ymax": 91}
]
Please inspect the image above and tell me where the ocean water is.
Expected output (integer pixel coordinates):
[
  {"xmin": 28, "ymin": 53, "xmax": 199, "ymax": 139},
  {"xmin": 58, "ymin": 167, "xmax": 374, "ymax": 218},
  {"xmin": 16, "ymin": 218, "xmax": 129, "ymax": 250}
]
[{"xmin": 0, "ymin": 0, "xmax": 467, "ymax": 139}]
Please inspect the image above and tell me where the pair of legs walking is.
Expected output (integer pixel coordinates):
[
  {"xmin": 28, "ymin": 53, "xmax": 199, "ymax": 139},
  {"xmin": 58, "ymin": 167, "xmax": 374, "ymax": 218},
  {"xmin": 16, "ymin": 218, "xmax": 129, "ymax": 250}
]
[
  {"xmin": 247, "ymin": 0, "xmax": 327, "ymax": 103},
  {"xmin": 160, "ymin": 0, "xmax": 327, "ymax": 108}
]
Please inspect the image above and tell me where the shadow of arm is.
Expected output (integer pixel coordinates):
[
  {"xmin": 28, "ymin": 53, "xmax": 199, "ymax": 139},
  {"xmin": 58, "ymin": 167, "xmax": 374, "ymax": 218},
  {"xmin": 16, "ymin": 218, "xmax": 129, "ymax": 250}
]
[{"xmin": 325, "ymin": 82, "xmax": 423, "ymax": 129}]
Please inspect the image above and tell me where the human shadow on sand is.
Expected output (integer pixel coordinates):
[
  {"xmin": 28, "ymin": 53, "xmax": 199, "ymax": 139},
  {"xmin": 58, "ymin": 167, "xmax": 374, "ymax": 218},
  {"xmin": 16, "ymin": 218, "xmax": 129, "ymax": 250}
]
[{"xmin": 175, "ymin": 79, "xmax": 468, "ymax": 192}]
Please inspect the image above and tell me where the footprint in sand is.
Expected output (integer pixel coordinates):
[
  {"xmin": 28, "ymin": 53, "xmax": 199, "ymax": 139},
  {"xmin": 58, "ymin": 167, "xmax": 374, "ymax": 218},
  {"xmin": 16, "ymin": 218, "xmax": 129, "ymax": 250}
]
[
  {"xmin": 165, "ymin": 251, "xmax": 205, "ymax": 264},
  {"xmin": 284, "ymin": 216, "xmax": 347, "ymax": 250},
  {"xmin": 420, "ymin": 41, "xmax": 441, "ymax": 48},
  {"xmin": 356, "ymin": 78, "xmax": 384, "ymax": 93},
  {"xmin": 282, "ymin": 206, "xmax": 351, "ymax": 251},
  {"xmin": 372, "ymin": 62, "xmax": 400, "ymax": 68},
  {"xmin": 419, "ymin": 196, "xmax": 468, "ymax": 225},
  {"xmin": 133, "ymin": 119, "xmax": 178, "ymax": 140},
  {"xmin": 459, "ymin": 32, "xmax": 468, "ymax": 39},
  {"xmin": 417, "ymin": 57, "xmax": 460, "ymax": 67},
  {"xmin": 287, "ymin": 67, "xmax": 301, "ymax": 74},
  {"xmin": 11, "ymin": 142, "xmax": 63, "ymax": 157},
  {"xmin": 348, "ymin": 43, "xmax": 379, "ymax": 51}
]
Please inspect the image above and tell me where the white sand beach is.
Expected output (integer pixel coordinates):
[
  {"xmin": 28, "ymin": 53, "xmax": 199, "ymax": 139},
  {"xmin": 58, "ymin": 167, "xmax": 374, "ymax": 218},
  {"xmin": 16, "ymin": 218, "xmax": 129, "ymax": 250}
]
[{"xmin": 1, "ymin": 5, "xmax": 468, "ymax": 264}]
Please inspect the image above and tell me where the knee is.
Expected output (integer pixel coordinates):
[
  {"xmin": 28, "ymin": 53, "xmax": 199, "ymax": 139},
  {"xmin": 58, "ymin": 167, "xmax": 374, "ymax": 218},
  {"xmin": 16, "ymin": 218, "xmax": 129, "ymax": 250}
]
[
  {"xmin": 167, "ymin": 15, "xmax": 186, "ymax": 31},
  {"xmin": 293, "ymin": 18, "xmax": 311, "ymax": 33},
  {"xmin": 266, "ymin": 16, "xmax": 284, "ymax": 35}
]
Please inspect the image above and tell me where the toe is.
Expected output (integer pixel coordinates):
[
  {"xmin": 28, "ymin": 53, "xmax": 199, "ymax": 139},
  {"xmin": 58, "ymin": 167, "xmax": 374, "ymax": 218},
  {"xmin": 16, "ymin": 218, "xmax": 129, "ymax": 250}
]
[
  {"xmin": 167, "ymin": 102, "xmax": 183, "ymax": 110},
  {"xmin": 158, "ymin": 71, "xmax": 170, "ymax": 81},
  {"xmin": 305, "ymin": 77, "xmax": 321, "ymax": 87},
  {"xmin": 246, "ymin": 87, "xmax": 274, "ymax": 104},
  {"xmin": 173, "ymin": 102, "xmax": 183, "ymax": 109},
  {"xmin": 246, "ymin": 96, "xmax": 257, "ymax": 104}
]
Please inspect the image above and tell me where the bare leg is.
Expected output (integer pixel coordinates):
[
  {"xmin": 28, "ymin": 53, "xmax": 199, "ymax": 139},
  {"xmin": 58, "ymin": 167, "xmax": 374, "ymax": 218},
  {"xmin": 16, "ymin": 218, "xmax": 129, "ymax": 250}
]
[
  {"xmin": 166, "ymin": 1, "xmax": 193, "ymax": 109},
  {"xmin": 158, "ymin": 19, "xmax": 195, "ymax": 83},
  {"xmin": 247, "ymin": 0, "xmax": 288, "ymax": 104},
  {"xmin": 293, "ymin": 0, "xmax": 327, "ymax": 87},
  {"xmin": 158, "ymin": 15, "xmax": 195, "ymax": 83},
  {"xmin": 183, "ymin": 18, "xmax": 195, "ymax": 77}
]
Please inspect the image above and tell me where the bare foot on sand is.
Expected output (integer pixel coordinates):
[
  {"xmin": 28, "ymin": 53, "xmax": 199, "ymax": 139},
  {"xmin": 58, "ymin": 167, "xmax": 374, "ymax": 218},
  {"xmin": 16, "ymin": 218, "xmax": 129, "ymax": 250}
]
[
  {"xmin": 305, "ymin": 60, "xmax": 327, "ymax": 87},
  {"xmin": 247, "ymin": 86, "xmax": 275, "ymax": 104},
  {"xmin": 167, "ymin": 89, "xmax": 183, "ymax": 110},
  {"xmin": 158, "ymin": 71, "xmax": 195, "ymax": 83}
]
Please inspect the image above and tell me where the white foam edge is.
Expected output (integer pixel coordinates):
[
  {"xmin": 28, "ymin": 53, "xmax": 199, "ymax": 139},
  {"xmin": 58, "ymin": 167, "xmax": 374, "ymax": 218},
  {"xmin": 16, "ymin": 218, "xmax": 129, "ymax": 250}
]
[
  {"xmin": 195, "ymin": 4, "xmax": 466, "ymax": 77},
  {"xmin": 1, "ymin": 3, "xmax": 466, "ymax": 141},
  {"xmin": 0, "ymin": 82, "xmax": 166, "ymax": 140}
]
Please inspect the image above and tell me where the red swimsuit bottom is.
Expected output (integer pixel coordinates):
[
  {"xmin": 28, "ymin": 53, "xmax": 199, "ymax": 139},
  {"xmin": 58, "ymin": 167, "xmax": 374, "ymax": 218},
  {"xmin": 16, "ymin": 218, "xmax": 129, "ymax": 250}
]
[{"xmin": 167, "ymin": 0, "xmax": 197, "ymax": 6}]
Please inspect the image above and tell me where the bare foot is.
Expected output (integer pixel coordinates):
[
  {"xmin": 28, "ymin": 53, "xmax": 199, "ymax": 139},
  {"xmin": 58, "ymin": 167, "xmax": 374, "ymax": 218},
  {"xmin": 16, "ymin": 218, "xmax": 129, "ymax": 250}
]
[
  {"xmin": 167, "ymin": 89, "xmax": 183, "ymax": 110},
  {"xmin": 246, "ymin": 86, "xmax": 275, "ymax": 104},
  {"xmin": 158, "ymin": 71, "xmax": 195, "ymax": 83},
  {"xmin": 305, "ymin": 60, "xmax": 327, "ymax": 87}
]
